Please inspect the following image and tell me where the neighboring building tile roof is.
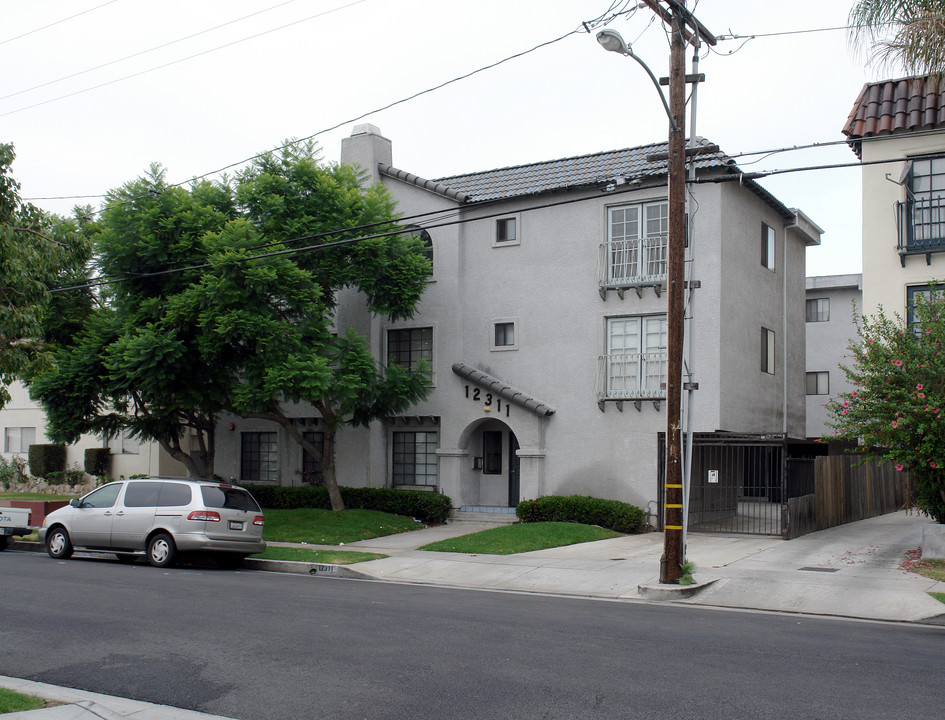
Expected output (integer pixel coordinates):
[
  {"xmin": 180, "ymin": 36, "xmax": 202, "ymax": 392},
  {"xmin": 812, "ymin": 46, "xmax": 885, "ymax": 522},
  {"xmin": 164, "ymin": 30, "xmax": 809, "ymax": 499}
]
[{"xmin": 843, "ymin": 75, "xmax": 945, "ymax": 157}]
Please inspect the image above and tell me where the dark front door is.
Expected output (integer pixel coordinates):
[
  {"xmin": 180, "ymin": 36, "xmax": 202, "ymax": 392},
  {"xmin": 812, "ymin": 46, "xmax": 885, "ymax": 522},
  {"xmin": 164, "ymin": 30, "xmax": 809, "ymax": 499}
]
[{"xmin": 508, "ymin": 433, "xmax": 520, "ymax": 507}]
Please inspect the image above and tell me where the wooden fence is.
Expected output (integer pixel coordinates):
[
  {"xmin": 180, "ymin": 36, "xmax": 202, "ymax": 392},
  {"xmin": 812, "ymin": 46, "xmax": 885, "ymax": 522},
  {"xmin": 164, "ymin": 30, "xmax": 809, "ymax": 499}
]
[{"xmin": 783, "ymin": 456, "xmax": 913, "ymax": 540}]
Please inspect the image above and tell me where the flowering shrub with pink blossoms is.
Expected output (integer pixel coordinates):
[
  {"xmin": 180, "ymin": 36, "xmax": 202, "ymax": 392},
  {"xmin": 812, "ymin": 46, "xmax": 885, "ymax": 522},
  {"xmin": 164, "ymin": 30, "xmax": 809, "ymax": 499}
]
[{"xmin": 826, "ymin": 288, "xmax": 945, "ymax": 522}]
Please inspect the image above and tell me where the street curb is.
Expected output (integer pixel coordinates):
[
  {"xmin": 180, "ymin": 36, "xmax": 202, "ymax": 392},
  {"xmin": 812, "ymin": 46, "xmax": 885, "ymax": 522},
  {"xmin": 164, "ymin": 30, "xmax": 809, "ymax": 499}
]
[
  {"xmin": 637, "ymin": 577, "xmax": 717, "ymax": 600},
  {"xmin": 242, "ymin": 557, "xmax": 372, "ymax": 578},
  {"xmin": 5, "ymin": 542, "xmax": 373, "ymax": 579}
]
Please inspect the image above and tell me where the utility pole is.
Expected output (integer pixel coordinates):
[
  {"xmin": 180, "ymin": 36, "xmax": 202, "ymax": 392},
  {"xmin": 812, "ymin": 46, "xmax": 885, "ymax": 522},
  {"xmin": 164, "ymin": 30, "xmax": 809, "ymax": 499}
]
[{"xmin": 636, "ymin": 0, "xmax": 716, "ymax": 585}]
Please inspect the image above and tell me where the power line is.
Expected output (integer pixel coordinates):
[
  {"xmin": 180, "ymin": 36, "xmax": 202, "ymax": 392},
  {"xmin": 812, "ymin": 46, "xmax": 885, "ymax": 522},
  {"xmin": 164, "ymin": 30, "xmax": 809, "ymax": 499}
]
[
  {"xmin": 0, "ymin": 0, "xmax": 303, "ymax": 103},
  {"xmin": 0, "ymin": 0, "xmax": 122, "ymax": 46},
  {"xmin": 0, "ymin": 0, "xmax": 370, "ymax": 118}
]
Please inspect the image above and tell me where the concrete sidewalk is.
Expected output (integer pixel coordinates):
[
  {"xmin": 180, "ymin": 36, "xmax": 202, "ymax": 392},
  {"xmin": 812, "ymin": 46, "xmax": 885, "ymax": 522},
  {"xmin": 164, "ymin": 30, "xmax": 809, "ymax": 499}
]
[{"xmin": 311, "ymin": 510, "xmax": 945, "ymax": 623}]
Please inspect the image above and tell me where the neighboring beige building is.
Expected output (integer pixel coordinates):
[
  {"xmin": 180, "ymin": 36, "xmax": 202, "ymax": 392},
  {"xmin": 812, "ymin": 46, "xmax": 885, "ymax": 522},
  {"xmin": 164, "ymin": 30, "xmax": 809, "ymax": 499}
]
[
  {"xmin": 0, "ymin": 379, "xmax": 184, "ymax": 480},
  {"xmin": 843, "ymin": 76, "xmax": 945, "ymax": 318},
  {"xmin": 804, "ymin": 274, "xmax": 862, "ymax": 440},
  {"xmin": 215, "ymin": 124, "xmax": 821, "ymax": 532}
]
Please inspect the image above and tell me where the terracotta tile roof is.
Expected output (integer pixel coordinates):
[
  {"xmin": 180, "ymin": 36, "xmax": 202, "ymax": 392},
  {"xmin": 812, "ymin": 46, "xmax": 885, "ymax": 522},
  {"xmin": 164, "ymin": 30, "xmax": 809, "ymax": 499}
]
[{"xmin": 843, "ymin": 75, "xmax": 945, "ymax": 157}]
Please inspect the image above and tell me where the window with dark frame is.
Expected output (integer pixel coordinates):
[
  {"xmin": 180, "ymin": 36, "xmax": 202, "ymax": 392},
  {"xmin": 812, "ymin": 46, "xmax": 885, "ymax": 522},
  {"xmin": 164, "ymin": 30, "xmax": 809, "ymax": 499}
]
[
  {"xmin": 387, "ymin": 327, "xmax": 433, "ymax": 371},
  {"xmin": 496, "ymin": 217, "xmax": 517, "ymax": 243},
  {"xmin": 761, "ymin": 327, "xmax": 776, "ymax": 374},
  {"xmin": 806, "ymin": 298, "xmax": 830, "ymax": 322},
  {"xmin": 301, "ymin": 430, "xmax": 325, "ymax": 484},
  {"xmin": 761, "ymin": 223, "xmax": 776, "ymax": 271},
  {"xmin": 392, "ymin": 431, "xmax": 438, "ymax": 486},
  {"xmin": 494, "ymin": 322, "xmax": 515, "ymax": 347},
  {"xmin": 907, "ymin": 284, "xmax": 933, "ymax": 330},
  {"xmin": 483, "ymin": 431, "xmax": 503, "ymax": 474},
  {"xmin": 240, "ymin": 431, "xmax": 278, "ymax": 483},
  {"xmin": 806, "ymin": 371, "xmax": 829, "ymax": 395}
]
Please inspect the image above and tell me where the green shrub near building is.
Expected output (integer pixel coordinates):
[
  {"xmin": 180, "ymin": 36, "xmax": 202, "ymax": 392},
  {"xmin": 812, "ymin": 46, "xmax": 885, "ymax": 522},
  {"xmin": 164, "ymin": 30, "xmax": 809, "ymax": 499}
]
[{"xmin": 516, "ymin": 495, "xmax": 646, "ymax": 534}]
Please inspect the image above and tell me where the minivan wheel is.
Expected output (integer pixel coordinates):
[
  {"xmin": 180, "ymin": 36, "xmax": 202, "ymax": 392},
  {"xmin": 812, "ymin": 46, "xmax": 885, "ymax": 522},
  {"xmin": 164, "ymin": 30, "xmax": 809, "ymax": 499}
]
[
  {"xmin": 147, "ymin": 533, "xmax": 177, "ymax": 568},
  {"xmin": 46, "ymin": 527, "xmax": 74, "ymax": 560}
]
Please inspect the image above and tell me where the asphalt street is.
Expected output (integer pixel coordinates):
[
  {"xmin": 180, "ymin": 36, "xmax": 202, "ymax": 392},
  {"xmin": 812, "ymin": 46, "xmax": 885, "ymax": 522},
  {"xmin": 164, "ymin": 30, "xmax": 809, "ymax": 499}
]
[{"xmin": 2, "ymin": 550, "xmax": 944, "ymax": 720}]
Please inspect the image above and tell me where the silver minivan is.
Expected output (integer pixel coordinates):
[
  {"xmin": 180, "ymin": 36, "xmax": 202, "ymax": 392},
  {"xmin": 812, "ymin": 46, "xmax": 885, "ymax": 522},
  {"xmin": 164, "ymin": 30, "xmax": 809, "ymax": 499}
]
[{"xmin": 38, "ymin": 478, "xmax": 266, "ymax": 569}]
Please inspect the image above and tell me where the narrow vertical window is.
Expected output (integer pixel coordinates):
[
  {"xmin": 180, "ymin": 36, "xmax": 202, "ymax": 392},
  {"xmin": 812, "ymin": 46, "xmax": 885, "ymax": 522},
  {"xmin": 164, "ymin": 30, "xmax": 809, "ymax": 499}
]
[
  {"xmin": 761, "ymin": 327, "xmax": 776, "ymax": 374},
  {"xmin": 762, "ymin": 223, "xmax": 776, "ymax": 271},
  {"xmin": 483, "ymin": 431, "xmax": 503, "ymax": 474}
]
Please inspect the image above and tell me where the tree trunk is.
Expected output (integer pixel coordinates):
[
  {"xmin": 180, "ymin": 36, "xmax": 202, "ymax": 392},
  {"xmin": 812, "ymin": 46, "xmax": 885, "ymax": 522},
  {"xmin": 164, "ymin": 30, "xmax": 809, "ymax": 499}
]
[{"xmin": 320, "ymin": 430, "xmax": 345, "ymax": 512}]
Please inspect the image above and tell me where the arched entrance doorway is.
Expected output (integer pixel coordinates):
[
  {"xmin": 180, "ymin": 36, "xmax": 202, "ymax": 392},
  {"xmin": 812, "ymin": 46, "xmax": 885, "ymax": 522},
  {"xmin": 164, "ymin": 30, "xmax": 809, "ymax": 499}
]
[{"xmin": 464, "ymin": 418, "xmax": 520, "ymax": 508}]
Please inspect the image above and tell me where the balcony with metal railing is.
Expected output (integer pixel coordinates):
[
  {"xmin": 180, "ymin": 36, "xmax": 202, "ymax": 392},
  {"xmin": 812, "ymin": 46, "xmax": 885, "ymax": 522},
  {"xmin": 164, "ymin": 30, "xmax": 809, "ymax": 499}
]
[
  {"xmin": 598, "ymin": 234, "xmax": 667, "ymax": 297},
  {"xmin": 596, "ymin": 352, "xmax": 667, "ymax": 406},
  {"xmin": 896, "ymin": 197, "xmax": 945, "ymax": 265}
]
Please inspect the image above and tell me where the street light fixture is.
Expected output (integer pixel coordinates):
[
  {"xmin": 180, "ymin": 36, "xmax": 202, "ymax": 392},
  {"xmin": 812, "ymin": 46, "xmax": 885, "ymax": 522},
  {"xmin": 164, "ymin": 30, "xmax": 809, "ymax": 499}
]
[{"xmin": 595, "ymin": 30, "xmax": 677, "ymax": 131}]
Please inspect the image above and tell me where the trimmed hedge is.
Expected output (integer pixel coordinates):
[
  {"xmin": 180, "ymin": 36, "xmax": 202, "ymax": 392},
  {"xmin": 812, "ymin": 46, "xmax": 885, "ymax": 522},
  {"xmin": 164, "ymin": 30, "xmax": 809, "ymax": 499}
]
[
  {"xmin": 243, "ymin": 484, "xmax": 453, "ymax": 525},
  {"xmin": 27, "ymin": 444, "xmax": 66, "ymax": 478},
  {"xmin": 515, "ymin": 495, "xmax": 646, "ymax": 534}
]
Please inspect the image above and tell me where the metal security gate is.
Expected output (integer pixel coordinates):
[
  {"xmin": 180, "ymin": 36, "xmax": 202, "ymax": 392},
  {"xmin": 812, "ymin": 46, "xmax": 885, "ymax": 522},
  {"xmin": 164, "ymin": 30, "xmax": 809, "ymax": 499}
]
[{"xmin": 659, "ymin": 433, "xmax": 802, "ymax": 537}]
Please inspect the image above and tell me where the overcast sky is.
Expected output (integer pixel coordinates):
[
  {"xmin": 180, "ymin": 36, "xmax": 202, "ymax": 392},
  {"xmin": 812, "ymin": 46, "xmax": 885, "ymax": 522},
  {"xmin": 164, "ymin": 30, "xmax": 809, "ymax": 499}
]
[{"xmin": 2, "ymin": 1, "xmax": 887, "ymax": 276}]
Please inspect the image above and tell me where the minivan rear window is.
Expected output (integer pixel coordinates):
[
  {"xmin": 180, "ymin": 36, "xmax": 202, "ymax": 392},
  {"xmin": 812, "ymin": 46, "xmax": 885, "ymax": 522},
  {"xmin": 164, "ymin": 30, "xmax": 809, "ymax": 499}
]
[{"xmin": 201, "ymin": 486, "xmax": 261, "ymax": 512}]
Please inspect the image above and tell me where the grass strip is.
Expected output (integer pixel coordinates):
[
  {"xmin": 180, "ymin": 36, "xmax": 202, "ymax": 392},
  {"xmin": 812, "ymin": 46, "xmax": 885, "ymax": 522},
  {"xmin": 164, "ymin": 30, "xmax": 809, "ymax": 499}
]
[
  {"xmin": 252, "ymin": 546, "xmax": 386, "ymax": 564},
  {"xmin": 420, "ymin": 521, "xmax": 621, "ymax": 555},
  {"xmin": 262, "ymin": 508, "xmax": 423, "ymax": 545},
  {"xmin": 930, "ymin": 592, "xmax": 945, "ymax": 604},
  {"xmin": 0, "ymin": 687, "xmax": 46, "ymax": 713}
]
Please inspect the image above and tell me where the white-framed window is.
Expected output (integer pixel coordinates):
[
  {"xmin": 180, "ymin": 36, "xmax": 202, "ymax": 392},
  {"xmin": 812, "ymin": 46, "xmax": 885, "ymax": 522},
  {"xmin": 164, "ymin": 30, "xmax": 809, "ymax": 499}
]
[
  {"xmin": 604, "ymin": 201, "xmax": 668, "ymax": 285},
  {"xmin": 761, "ymin": 223, "xmax": 776, "ymax": 271},
  {"xmin": 492, "ymin": 320, "xmax": 517, "ymax": 350},
  {"xmin": 241, "ymin": 431, "xmax": 278, "ymax": 483},
  {"xmin": 761, "ymin": 327, "xmax": 776, "ymax": 374},
  {"xmin": 387, "ymin": 327, "xmax": 433, "ymax": 371},
  {"xmin": 600, "ymin": 315, "xmax": 667, "ymax": 399},
  {"xmin": 806, "ymin": 371, "xmax": 829, "ymax": 395},
  {"xmin": 392, "ymin": 431, "xmax": 438, "ymax": 487},
  {"xmin": 908, "ymin": 157, "xmax": 945, "ymax": 248},
  {"xmin": 107, "ymin": 428, "xmax": 140, "ymax": 455},
  {"xmin": 495, "ymin": 217, "xmax": 518, "ymax": 245},
  {"xmin": 3, "ymin": 427, "xmax": 35, "ymax": 453},
  {"xmin": 806, "ymin": 298, "xmax": 829, "ymax": 322}
]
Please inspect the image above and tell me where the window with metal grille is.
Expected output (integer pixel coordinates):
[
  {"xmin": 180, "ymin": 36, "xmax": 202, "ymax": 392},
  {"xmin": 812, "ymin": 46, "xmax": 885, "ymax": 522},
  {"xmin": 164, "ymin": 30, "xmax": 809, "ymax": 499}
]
[
  {"xmin": 601, "ymin": 315, "xmax": 667, "ymax": 399},
  {"xmin": 392, "ymin": 431, "xmax": 438, "ymax": 486},
  {"xmin": 605, "ymin": 201, "xmax": 668, "ymax": 285},
  {"xmin": 240, "ymin": 431, "xmax": 278, "ymax": 483},
  {"xmin": 806, "ymin": 298, "xmax": 829, "ymax": 322},
  {"xmin": 806, "ymin": 371, "xmax": 829, "ymax": 395},
  {"xmin": 387, "ymin": 327, "xmax": 433, "ymax": 371}
]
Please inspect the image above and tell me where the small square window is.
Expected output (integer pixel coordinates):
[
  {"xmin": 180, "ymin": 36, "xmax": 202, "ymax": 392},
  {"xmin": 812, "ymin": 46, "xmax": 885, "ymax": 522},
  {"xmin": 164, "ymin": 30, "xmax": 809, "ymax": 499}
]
[
  {"xmin": 494, "ymin": 322, "xmax": 515, "ymax": 348},
  {"xmin": 496, "ymin": 218, "xmax": 517, "ymax": 243},
  {"xmin": 806, "ymin": 371, "xmax": 829, "ymax": 395}
]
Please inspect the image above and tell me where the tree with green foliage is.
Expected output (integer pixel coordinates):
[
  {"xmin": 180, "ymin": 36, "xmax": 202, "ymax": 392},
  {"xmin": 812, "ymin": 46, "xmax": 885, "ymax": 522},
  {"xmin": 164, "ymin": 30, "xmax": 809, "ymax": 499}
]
[
  {"xmin": 0, "ymin": 143, "xmax": 91, "ymax": 410},
  {"xmin": 850, "ymin": 0, "xmax": 945, "ymax": 75},
  {"xmin": 30, "ymin": 166, "xmax": 239, "ymax": 478},
  {"xmin": 31, "ymin": 143, "xmax": 431, "ymax": 510},
  {"xmin": 826, "ymin": 287, "xmax": 945, "ymax": 521},
  {"xmin": 213, "ymin": 143, "xmax": 432, "ymax": 510}
]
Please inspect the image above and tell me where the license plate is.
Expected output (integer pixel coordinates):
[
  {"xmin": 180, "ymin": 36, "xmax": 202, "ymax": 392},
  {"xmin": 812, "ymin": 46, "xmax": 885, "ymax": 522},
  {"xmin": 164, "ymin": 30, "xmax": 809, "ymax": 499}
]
[{"xmin": 228, "ymin": 521, "xmax": 244, "ymax": 531}]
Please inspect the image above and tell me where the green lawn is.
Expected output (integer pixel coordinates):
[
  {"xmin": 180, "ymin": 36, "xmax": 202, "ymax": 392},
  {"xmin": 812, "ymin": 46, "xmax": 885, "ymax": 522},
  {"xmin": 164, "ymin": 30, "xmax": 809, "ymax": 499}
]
[
  {"xmin": 0, "ymin": 492, "xmax": 76, "ymax": 501},
  {"xmin": 930, "ymin": 592, "xmax": 945, "ymax": 605},
  {"xmin": 914, "ymin": 558, "xmax": 945, "ymax": 583},
  {"xmin": 252, "ymin": 546, "xmax": 386, "ymax": 564},
  {"xmin": 420, "ymin": 521, "xmax": 621, "ymax": 555},
  {"xmin": 261, "ymin": 507, "xmax": 423, "ymax": 545},
  {"xmin": 0, "ymin": 687, "xmax": 46, "ymax": 714}
]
